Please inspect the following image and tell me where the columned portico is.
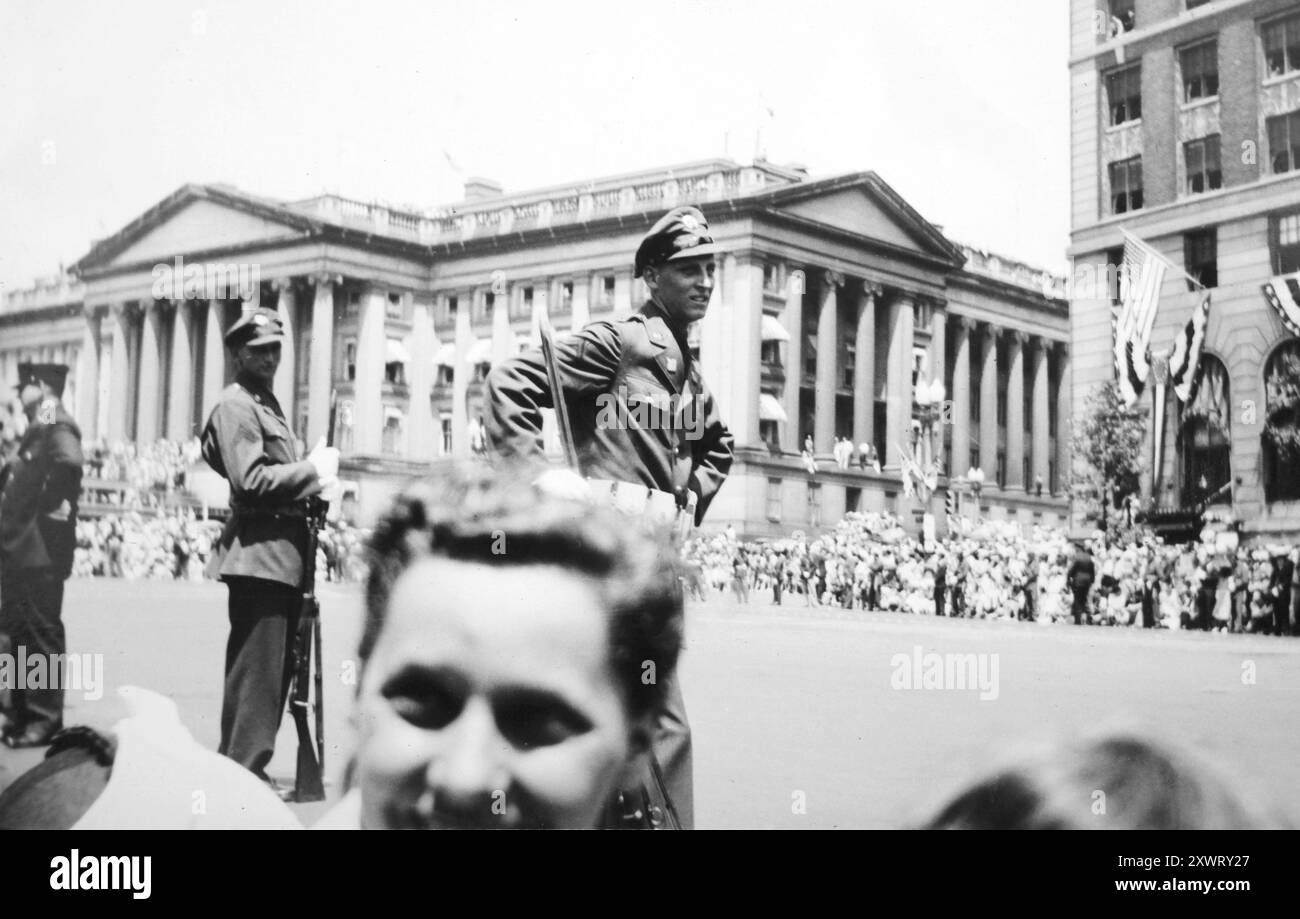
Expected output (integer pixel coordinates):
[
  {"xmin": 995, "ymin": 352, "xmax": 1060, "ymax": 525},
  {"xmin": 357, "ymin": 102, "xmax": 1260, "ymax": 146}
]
[
  {"xmin": 107, "ymin": 303, "xmax": 134, "ymax": 442},
  {"xmin": 1005, "ymin": 331, "xmax": 1027, "ymax": 490},
  {"xmin": 950, "ymin": 316, "xmax": 975, "ymax": 478},
  {"xmin": 1031, "ymin": 337, "xmax": 1051, "ymax": 493},
  {"xmin": 885, "ymin": 291, "xmax": 915, "ymax": 469},
  {"xmin": 780, "ymin": 266, "xmax": 804, "ymax": 453},
  {"xmin": 978, "ymin": 325, "xmax": 1000, "ymax": 485},
  {"xmin": 136, "ymin": 300, "xmax": 163, "ymax": 443},
  {"xmin": 1055, "ymin": 345, "xmax": 1071, "ymax": 495},
  {"xmin": 307, "ymin": 275, "xmax": 339, "ymax": 445},
  {"xmin": 77, "ymin": 309, "xmax": 101, "ymax": 440},
  {"xmin": 852, "ymin": 283, "xmax": 879, "ymax": 449},
  {"xmin": 814, "ymin": 271, "xmax": 842, "ymax": 452}
]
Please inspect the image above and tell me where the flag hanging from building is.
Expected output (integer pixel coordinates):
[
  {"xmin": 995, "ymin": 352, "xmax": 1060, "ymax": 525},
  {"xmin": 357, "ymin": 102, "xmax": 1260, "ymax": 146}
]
[
  {"xmin": 1165, "ymin": 295, "xmax": 1211, "ymax": 403},
  {"xmin": 1113, "ymin": 230, "xmax": 1168, "ymax": 406},
  {"xmin": 945, "ymin": 488, "xmax": 959, "ymax": 536},
  {"xmin": 1262, "ymin": 271, "xmax": 1300, "ymax": 337}
]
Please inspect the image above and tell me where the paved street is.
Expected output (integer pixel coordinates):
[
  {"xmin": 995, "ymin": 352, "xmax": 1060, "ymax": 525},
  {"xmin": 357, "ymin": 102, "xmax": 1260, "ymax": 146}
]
[{"xmin": 3, "ymin": 578, "xmax": 1299, "ymax": 828}]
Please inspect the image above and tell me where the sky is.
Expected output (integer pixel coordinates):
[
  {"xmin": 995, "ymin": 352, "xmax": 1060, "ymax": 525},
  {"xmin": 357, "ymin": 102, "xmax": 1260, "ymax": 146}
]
[{"xmin": 0, "ymin": 0, "xmax": 1071, "ymax": 293}]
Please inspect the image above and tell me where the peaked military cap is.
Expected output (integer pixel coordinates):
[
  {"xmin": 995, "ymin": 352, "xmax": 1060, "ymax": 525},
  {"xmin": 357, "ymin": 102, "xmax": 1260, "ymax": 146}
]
[
  {"xmin": 15, "ymin": 362, "xmax": 70, "ymax": 397},
  {"xmin": 224, "ymin": 307, "xmax": 286, "ymax": 350},
  {"xmin": 634, "ymin": 206, "xmax": 724, "ymax": 278}
]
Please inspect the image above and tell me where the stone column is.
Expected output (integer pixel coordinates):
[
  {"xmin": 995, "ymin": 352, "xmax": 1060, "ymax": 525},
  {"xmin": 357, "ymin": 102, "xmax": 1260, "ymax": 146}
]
[
  {"xmin": 852, "ymin": 283, "xmax": 880, "ymax": 449},
  {"xmin": 950, "ymin": 316, "xmax": 974, "ymax": 478},
  {"xmin": 491, "ymin": 286, "xmax": 512, "ymax": 364},
  {"xmin": 885, "ymin": 291, "xmax": 916, "ymax": 469},
  {"xmin": 978, "ymin": 325, "xmax": 1000, "ymax": 484},
  {"xmin": 307, "ymin": 275, "xmax": 340, "ymax": 445},
  {"xmin": 353, "ymin": 285, "xmax": 386, "ymax": 454},
  {"xmin": 166, "ymin": 300, "xmax": 196, "ymax": 440},
  {"xmin": 613, "ymin": 270, "xmax": 633, "ymax": 318},
  {"xmin": 780, "ymin": 266, "xmax": 804, "ymax": 452},
  {"xmin": 571, "ymin": 276, "xmax": 591, "ymax": 331},
  {"xmin": 814, "ymin": 270, "xmax": 843, "ymax": 453},
  {"xmin": 1005, "ymin": 330, "xmax": 1027, "ymax": 490},
  {"xmin": 136, "ymin": 300, "xmax": 163, "ymax": 444},
  {"xmin": 272, "ymin": 280, "xmax": 297, "ymax": 423},
  {"xmin": 928, "ymin": 300, "xmax": 948, "ymax": 471},
  {"xmin": 1055, "ymin": 344, "xmax": 1071, "ymax": 495},
  {"xmin": 107, "ymin": 303, "xmax": 136, "ymax": 442},
  {"xmin": 1031, "ymin": 337, "xmax": 1051, "ymax": 494},
  {"xmin": 201, "ymin": 300, "xmax": 228, "ymax": 420},
  {"xmin": 729, "ymin": 254, "xmax": 763, "ymax": 447},
  {"xmin": 408, "ymin": 294, "xmax": 436, "ymax": 458},
  {"xmin": 77, "ymin": 308, "xmax": 101, "ymax": 440},
  {"xmin": 451, "ymin": 292, "xmax": 471, "ymax": 456}
]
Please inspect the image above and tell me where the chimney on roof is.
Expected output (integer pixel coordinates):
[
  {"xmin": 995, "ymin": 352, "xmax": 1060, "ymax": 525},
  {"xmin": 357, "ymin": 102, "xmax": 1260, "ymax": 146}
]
[{"xmin": 464, "ymin": 177, "xmax": 503, "ymax": 201}]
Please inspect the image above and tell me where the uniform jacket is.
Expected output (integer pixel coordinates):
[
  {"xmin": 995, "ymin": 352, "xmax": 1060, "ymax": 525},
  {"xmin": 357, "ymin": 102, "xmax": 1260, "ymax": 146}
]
[
  {"xmin": 1067, "ymin": 550, "xmax": 1096, "ymax": 592},
  {"xmin": 486, "ymin": 302, "xmax": 734, "ymax": 525},
  {"xmin": 200, "ymin": 373, "xmax": 320, "ymax": 589},
  {"xmin": 0, "ymin": 400, "xmax": 83, "ymax": 578}
]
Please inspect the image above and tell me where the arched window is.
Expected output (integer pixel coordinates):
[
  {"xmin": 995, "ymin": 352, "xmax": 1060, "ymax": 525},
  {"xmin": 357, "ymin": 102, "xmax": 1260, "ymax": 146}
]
[
  {"xmin": 1263, "ymin": 339, "xmax": 1300, "ymax": 503},
  {"xmin": 1179, "ymin": 355, "xmax": 1231, "ymax": 506}
]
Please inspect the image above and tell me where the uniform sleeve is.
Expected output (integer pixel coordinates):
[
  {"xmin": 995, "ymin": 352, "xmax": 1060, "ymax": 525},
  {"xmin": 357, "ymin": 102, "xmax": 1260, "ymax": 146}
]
[
  {"xmin": 686, "ymin": 380, "xmax": 734, "ymax": 526},
  {"xmin": 38, "ymin": 424, "xmax": 84, "ymax": 515},
  {"xmin": 486, "ymin": 322, "xmax": 623, "ymax": 461},
  {"xmin": 206, "ymin": 398, "xmax": 321, "ymax": 502}
]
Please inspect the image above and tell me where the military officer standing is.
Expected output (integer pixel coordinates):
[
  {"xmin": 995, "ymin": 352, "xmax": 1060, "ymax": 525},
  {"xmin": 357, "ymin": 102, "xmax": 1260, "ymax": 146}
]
[
  {"xmin": 487, "ymin": 205, "xmax": 736, "ymax": 827},
  {"xmin": 200, "ymin": 308, "xmax": 339, "ymax": 783},
  {"xmin": 0, "ymin": 364, "xmax": 84, "ymax": 748}
]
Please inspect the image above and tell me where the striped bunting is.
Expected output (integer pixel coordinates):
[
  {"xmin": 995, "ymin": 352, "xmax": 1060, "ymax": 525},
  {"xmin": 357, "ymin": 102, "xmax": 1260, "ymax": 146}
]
[
  {"xmin": 1262, "ymin": 271, "xmax": 1300, "ymax": 337},
  {"xmin": 1165, "ymin": 295, "xmax": 1211, "ymax": 403}
]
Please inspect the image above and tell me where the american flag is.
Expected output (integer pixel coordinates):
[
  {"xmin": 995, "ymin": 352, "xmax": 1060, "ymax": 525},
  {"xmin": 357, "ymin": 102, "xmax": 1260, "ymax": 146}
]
[
  {"xmin": 1165, "ymin": 295, "xmax": 1211, "ymax": 403},
  {"xmin": 1113, "ymin": 230, "xmax": 1168, "ymax": 406}
]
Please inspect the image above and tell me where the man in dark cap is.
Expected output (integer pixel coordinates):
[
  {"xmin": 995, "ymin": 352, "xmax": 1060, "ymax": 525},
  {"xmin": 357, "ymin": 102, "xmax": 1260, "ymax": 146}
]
[
  {"xmin": 487, "ymin": 205, "xmax": 735, "ymax": 827},
  {"xmin": 1067, "ymin": 539, "xmax": 1096, "ymax": 626},
  {"xmin": 0, "ymin": 363, "xmax": 84, "ymax": 747},
  {"xmin": 200, "ymin": 307, "xmax": 339, "ymax": 785}
]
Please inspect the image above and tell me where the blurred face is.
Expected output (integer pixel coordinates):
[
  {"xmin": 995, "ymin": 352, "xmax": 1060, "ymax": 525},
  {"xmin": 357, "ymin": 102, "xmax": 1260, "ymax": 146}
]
[
  {"xmin": 644, "ymin": 256, "xmax": 716, "ymax": 328},
  {"xmin": 18, "ymin": 382, "xmax": 43, "ymax": 413},
  {"xmin": 353, "ymin": 557, "xmax": 643, "ymax": 829},
  {"xmin": 234, "ymin": 342, "xmax": 281, "ymax": 387}
]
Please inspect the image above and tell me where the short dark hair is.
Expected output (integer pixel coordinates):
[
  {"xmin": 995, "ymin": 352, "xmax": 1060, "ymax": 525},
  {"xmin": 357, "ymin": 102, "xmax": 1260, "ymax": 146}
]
[
  {"xmin": 922, "ymin": 732, "xmax": 1284, "ymax": 830},
  {"xmin": 361, "ymin": 460, "xmax": 684, "ymax": 719}
]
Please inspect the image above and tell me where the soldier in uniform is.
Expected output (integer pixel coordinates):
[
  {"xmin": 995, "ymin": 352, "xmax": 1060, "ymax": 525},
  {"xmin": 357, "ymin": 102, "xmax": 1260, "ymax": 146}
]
[
  {"xmin": 487, "ymin": 205, "xmax": 735, "ymax": 828},
  {"xmin": 200, "ymin": 308, "xmax": 339, "ymax": 783},
  {"xmin": 0, "ymin": 363, "xmax": 84, "ymax": 748}
]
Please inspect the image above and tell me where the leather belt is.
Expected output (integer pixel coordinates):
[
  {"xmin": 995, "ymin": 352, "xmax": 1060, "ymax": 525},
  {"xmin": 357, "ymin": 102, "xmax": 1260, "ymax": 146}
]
[{"xmin": 230, "ymin": 500, "xmax": 309, "ymax": 520}]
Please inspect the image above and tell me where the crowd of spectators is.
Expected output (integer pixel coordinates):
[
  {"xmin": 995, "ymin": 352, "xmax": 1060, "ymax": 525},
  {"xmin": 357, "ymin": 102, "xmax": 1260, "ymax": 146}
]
[
  {"xmin": 682, "ymin": 512, "xmax": 1300, "ymax": 635},
  {"xmin": 81, "ymin": 438, "xmax": 202, "ymax": 510}
]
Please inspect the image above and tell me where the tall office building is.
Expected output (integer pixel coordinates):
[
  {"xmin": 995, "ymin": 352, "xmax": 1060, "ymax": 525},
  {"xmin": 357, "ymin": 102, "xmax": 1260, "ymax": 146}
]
[{"xmin": 1069, "ymin": 0, "xmax": 1300, "ymax": 540}]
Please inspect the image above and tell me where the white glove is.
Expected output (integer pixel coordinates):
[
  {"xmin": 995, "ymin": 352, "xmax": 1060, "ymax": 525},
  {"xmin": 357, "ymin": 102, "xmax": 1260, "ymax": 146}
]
[
  {"xmin": 318, "ymin": 475, "xmax": 343, "ymax": 505},
  {"xmin": 307, "ymin": 437, "xmax": 340, "ymax": 481},
  {"xmin": 533, "ymin": 468, "xmax": 591, "ymax": 503}
]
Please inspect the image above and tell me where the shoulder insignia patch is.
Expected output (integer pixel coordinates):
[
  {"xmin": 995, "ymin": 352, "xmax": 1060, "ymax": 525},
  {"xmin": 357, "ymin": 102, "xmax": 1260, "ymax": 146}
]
[{"xmin": 37, "ymin": 399, "xmax": 57, "ymax": 425}]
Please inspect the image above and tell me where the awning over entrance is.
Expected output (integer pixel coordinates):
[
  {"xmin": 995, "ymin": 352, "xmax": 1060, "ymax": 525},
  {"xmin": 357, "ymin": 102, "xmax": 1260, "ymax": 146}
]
[
  {"xmin": 759, "ymin": 392, "xmax": 788, "ymax": 422},
  {"xmin": 761, "ymin": 314, "xmax": 790, "ymax": 342}
]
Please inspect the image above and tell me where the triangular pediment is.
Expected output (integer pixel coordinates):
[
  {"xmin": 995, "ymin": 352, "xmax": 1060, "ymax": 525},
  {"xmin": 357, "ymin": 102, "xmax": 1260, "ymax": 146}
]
[
  {"xmin": 107, "ymin": 198, "xmax": 302, "ymax": 265},
  {"xmin": 76, "ymin": 185, "xmax": 319, "ymax": 274},
  {"xmin": 763, "ymin": 174, "xmax": 963, "ymax": 266}
]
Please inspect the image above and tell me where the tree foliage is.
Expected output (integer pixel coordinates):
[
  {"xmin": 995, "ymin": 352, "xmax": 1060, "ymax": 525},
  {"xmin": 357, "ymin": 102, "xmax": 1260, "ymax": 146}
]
[{"xmin": 1070, "ymin": 380, "xmax": 1147, "ymax": 540}]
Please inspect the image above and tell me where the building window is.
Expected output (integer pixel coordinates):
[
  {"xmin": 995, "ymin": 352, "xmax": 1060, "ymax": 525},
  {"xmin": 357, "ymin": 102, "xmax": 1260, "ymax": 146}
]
[
  {"xmin": 561, "ymin": 282, "xmax": 575, "ymax": 313},
  {"xmin": 382, "ymin": 407, "xmax": 405, "ymax": 455},
  {"xmin": 1266, "ymin": 110, "xmax": 1300, "ymax": 175},
  {"xmin": 599, "ymin": 275, "xmax": 614, "ymax": 306},
  {"xmin": 766, "ymin": 478, "xmax": 782, "ymax": 522},
  {"xmin": 1184, "ymin": 228, "xmax": 1218, "ymax": 290},
  {"xmin": 807, "ymin": 482, "xmax": 822, "ymax": 528},
  {"xmin": 386, "ymin": 292, "xmax": 405, "ymax": 321},
  {"xmin": 523, "ymin": 285, "xmax": 535, "ymax": 317},
  {"xmin": 447, "ymin": 295, "xmax": 458, "ymax": 320},
  {"xmin": 1274, "ymin": 210, "xmax": 1300, "ymax": 274},
  {"xmin": 1263, "ymin": 11, "xmax": 1300, "ymax": 79},
  {"xmin": 484, "ymin": 291, "xmax": 495, "ymax": 318},
  {"xmin": 846, "ymin": 486, "xmax": 861, "ymax": 514},
  {"xmin": 345, "ymin": 339, "xmax": 357, "ymax": 382},
  {"xmin": 803, "ymin": 332, "xmax": 817, "ymax": 381},
  {"xmin": 472, "ymin": 291, "xmax": 489, "ymax": 324},
  {"xmin": 1108, "ymin": 0, "xmax": 1135, "ymax": 36},
  {"xmin": 1180, "ymin": 41, "xmax": 1218, "ymax": 101},
  {"xmin": 996, "ymin": 450, "xmax": 1006, "ymax": 489},
  {"xmin": 440, "ymin": 414, "xmax": 453, "ymax": 455},
  {"xmin": 1264, "ymin": 341, "xmax": 1300, "ymax": 502},
  {"xmin": 763, "ymin": 262, "xmax": 779, "ymax": 293},
  {"xmin": 1109, "ymin": 156, "xmax": 1143, "ymax": 214},
  {"xmin": 437, "ymin": 364, "xmax": 454, "ymax": 386},
  {"xmin": 843, "ymin": 339, "xmax": 855, "ymax": 388},
  {"xmin": 1105, "ymin": 64, "xmax": 1142, "ymax": 125},
  {"xmin": 1105, "ymin": 246, "xmax": 1125, "ymax": 306},
  {"xmin": 761, "ymin": 339, "xmax": 782, "ymax": 366},
  {"xmin": 760, "ymin": 420, "xmax": 779, "ymax": 448},
  {"xmin": 1184, "ymin": 135, "xmax": 1222, "ymax": 194},
  {"xmin": 1182, "ymin": 355, "xmax": 1231, "ymax": 505}
]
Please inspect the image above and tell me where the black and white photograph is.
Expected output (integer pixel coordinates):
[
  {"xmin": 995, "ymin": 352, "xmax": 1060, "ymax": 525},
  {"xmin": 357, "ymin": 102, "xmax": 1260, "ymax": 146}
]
[{"xmin": 0, "ymin": 0, "xmax": 1298, "ymax": 864}]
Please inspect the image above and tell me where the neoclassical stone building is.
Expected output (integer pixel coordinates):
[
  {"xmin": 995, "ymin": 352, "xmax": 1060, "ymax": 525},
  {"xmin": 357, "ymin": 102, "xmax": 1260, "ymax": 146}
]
[{"xmin": 1, "ymin": 158, "xmax": 1068, "ymax": 531}]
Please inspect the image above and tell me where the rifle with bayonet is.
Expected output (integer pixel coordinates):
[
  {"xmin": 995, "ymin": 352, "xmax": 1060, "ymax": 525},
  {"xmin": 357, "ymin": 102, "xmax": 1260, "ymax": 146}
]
[{"xmin": 286, "ymin": 392, "xmax": 335, "ymax": 802}]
